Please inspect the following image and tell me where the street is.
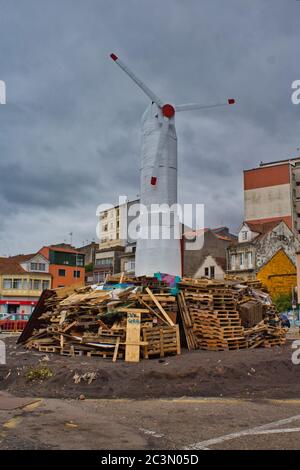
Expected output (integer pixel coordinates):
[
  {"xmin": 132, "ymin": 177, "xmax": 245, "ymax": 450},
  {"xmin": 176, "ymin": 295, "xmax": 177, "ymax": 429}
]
[{"xmin": 0, "ymin": 393, "xmax": 300, "ymax": 450}]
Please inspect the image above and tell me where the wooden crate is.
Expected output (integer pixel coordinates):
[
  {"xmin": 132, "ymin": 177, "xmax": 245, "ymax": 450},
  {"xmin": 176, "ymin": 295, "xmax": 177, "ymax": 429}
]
[{"xmin": 142, "ymin": 325, "xmax": 181, "ymax": 358}]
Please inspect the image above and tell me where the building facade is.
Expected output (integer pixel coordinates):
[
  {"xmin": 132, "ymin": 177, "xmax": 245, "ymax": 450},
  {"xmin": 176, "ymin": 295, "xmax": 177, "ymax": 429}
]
[
  {"xmin": 98, "ymin": 198, "xmax": 139, "ymax": 251},
  {"xmin": 39, "ymin": 245, "xmax": 85, "ymax": 289},
  {"xmin": 193, "ymin": 254, "xmax": 226, "ymax": 280},
  {"xmin": 244, "ymin": 157, "xmax": 300, "ymax": 234},
  {"xmin": 184, "ymin": 227, "xmax": 236, "ymax": 278},
  {"xmin": 93, "ymin": 247, "xmax": 125, "ymax": 283},
  {"xmin": 256, "ymin": 249, "xmax": 296, "ymax": 299},
  {"xmin": 227, "ymin": 220, "xmax": 297, "ymax": 298},
  {"xmin": 0, "ymin": 254, "xmax": 52, "ymax": 319}
]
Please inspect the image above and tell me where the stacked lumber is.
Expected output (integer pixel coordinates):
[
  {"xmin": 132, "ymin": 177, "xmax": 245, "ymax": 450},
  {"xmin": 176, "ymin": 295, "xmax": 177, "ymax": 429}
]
[
  {"xmin": 245, "ymin": 321, "xmax": 286, "ymax": 348},
  {"xmin": 177, "ymin": 278, "xmax": 286, "ymax": 351},
  {"xmin": 21, "ymin": 281, "xmax": 180, "ymax": 362}
]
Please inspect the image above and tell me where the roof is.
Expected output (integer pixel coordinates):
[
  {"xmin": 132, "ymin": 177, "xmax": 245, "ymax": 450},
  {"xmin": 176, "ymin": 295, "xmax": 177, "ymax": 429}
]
[
  {"xmin": 0, "ymin": 258, "xmax": 27, "ymax": 275},
  {"xmin": 184, "ymin": 227, "xmax": 236, "ymax": 242},
  {"xmin": 42, "ymin": 245, "xmax": 84, "ymax": 255},
  {"xmin": 9, "ymin": 253, "xmax": 37, "ymax": 263},
  {"xmin": 245, "ymin": 220, "xmax": 282, "ymax": 235},
  {"xmin": 212, "ymin": 256, "xmax": 227, "ymax": 271},
  {"xmin": 244, "ymin": 156, "xmax": 300, "ymax": 172},
  {"xmin": 198, "ymin": 255, "xmax": 227, "ymax": 272},
  {"xmin": 0, "ymin": 253, "xmax": 51, "ymax": 276}
]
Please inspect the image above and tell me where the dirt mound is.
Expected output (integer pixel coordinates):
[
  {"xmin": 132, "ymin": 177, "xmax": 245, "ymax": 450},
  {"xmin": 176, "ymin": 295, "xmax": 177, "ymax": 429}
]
[{"xmin": 0, "ymin": 337, "xmax": 299, "ymax": 399}]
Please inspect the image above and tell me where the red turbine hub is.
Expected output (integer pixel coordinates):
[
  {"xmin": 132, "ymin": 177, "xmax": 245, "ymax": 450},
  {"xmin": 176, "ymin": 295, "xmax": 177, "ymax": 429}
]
[{"xmin": 162, "ymin": 103, "xmax": 175, "ymax": 118}]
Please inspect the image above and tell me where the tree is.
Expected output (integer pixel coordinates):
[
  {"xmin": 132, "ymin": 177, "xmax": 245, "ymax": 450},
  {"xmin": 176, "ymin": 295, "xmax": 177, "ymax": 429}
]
[
  {"xmin": 85, "ymin": 263, "xmax": 93, "ymax": 273},
  {"xmin": 274, "ymin": 293, "xmax": 292, "ymax": 313}
]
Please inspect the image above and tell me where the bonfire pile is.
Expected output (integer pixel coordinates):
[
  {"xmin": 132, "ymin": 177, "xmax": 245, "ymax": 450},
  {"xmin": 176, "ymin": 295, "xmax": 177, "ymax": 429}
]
[
  {"xmin": 177, "ymin": 278, "xmax": 286, "ymax": 351},
  {"xmin": 19, "ymin": 278, "xmax": 180, "ymax": 362}
]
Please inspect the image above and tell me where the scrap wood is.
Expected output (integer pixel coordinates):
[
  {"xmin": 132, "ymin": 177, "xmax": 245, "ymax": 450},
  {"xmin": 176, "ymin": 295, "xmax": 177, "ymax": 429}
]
[
  {"xmin": 20, "ymin": 281, "xmax": 179, "ymax": 363},
  {"xmin": 177, "ymin": 277, "xmax": 286, "ymax": 351},
  {"xmin": 145, "ymin": 287, "xmax": 175, "ymax": 326}
]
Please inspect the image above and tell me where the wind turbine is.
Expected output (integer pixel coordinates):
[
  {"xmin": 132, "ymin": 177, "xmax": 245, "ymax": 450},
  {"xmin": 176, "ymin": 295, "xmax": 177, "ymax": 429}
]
[{"xmin": 110, "ymin": 53, "xmax": 235, "ymax": 277}]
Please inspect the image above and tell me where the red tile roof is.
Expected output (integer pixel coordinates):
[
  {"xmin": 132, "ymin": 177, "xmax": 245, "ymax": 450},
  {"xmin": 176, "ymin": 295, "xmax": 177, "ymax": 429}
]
[
  {"xmin": 0, "ymin": 258, "xmax": 27, "ymax": 275},
  {"xmin": 46, "ymin": 245, "xmax": 83, "ymax": 255},
  {"xmin": 246, "ymin": 220, "xmax": 283, "ymax": 235}
]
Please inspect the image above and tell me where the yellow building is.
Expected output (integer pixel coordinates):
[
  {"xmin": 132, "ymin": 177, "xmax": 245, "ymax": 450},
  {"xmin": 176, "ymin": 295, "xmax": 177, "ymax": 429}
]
[
  {"xmin": 0, "ymin": 253, "xmax": 52, "ymax": 319},
  {"xmin": 257, "ymin": 249, "xmax": 296, "ymax": 299}
]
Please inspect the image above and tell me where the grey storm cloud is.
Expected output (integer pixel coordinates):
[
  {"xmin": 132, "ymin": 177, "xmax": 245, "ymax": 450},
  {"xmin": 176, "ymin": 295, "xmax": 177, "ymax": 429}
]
[{"xmin": 0, "ymin": 0, "xmax": 299, "ymax": 254}]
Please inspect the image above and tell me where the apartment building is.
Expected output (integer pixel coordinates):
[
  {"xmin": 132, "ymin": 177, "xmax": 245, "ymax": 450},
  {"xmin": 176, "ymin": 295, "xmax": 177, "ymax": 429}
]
[
  {"xmin": 98, "ymin": 198, "xmax": 139, "ymax": 250},
  {"xmin": 39, "ymin": 244, "xmax": 85, "ymax": 288},
  {"xmin": 0, "ymin": 253, "xmax": 52, "ymax": 319},
  {"xmin": 244, "ymin": 157, "xmax": 300, "ymax": 234}
]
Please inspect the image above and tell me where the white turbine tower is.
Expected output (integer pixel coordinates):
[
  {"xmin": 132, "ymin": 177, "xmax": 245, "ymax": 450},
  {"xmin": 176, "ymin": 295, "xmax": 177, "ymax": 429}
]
[{"xmin": 110, "ymin": 53, "xmax": 235, "ymax": 277}]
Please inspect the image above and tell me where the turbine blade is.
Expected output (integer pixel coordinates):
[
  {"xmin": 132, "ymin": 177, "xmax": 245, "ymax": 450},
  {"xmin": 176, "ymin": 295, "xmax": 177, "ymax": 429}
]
[
  {"xmin": 175, "ymin": 99, "xmax": 235, "ymax": 112},
  {"xmin": 151, "ymin": 118, "xmax": 170, "ymax": 186},
  {"xmin": 110, "ymin": 53, "xmax": 163, "ymax": 107}
]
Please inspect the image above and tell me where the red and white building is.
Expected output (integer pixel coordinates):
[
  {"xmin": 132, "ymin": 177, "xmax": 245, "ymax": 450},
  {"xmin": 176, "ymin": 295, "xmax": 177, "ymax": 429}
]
[{"xmin": 244, "ymin": 157, "xmax": 300, "ymax": 234}]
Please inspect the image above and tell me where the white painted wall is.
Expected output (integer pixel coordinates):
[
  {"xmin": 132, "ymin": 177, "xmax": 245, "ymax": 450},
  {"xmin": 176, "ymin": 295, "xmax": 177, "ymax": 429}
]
[
  {"xmin": 244, "ymin": 184, "xmax": 291, "ymax": 221},
  {"xmin": 194, "ymin": 255, "xmax": 225, "ymax": 280}
]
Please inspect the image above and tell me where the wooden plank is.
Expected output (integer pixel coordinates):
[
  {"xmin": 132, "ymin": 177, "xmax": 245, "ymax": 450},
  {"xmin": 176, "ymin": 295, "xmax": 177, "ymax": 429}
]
[
  {"xmin": 138, "ymin": 297, "xmax": 169, "ymax": 325},
  {"xmin": 112, "ymin": 337, "xmax": 120, "ymax": 363},
  {"xmin": 175, "ymin": 324, "xmax": 181, "ymax": 355},
  {"xmin": 125, "ymin": 312, "xmax": 141, "ymax": 363},
  {"xmin": 145, "ymin": 288, "xmax": 175, "ymax": 326}
]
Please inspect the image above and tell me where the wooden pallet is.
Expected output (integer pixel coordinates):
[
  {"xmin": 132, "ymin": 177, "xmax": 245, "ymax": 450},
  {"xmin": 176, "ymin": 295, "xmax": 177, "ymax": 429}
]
[
  {"xmin": 38, "ymin": 345, "xmax": 61, "ymax": 353},
  {"xmin": 142, "ymin": 325, "xmax": 180, "ymax": 358},
  {"xmin": 226, "ymin": 338, "xmax": 248, "ymax": 350}
]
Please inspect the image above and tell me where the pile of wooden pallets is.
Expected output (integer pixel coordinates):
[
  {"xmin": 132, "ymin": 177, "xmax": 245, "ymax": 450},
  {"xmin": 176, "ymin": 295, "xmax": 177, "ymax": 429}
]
[
  {"xmin": 19, "ymin": 280, "xmax": 180, "ymax": 363},
  {"xmin": 177, "ymin": 278, "xmax": 286, "ymax": 351}
]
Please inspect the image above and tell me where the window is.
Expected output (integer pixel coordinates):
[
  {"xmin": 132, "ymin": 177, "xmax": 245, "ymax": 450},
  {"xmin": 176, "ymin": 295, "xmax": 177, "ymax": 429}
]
[
  {"xmin": 76, "ymin": 256, "xmax": 84, "ymax": 267},
  {"xmin": 23, "ymin": 279, "xmax": 28, "ymax": 289},
  {"xmin": 241, "ymin": 231, "xmax": 248, "ymax": 241},
  {"xmin": 42, "ymin": 280, "xmax": 50, "ymax": 290},
  {"xmin": 58, "ymin": 269, "xmax": 66, "ymax": 277},
  {"xmin": 210, "ymin": 266, "xmax": 215, "ymax": 279},
  {"xmin": 13, "ymin": 279, "xmax": 22, "ymax": 289},
  {"xmin": 204, "ymin": 267, "xmax": 209, "ymax": 277},
  {"xmin": 33, "ymin": 280, "xmax": 41, "ymax": 290},
  {"xmin": 125, "ymin": 261, "xmax": 135, "ymax": 272},
  {"xmin": 239, "ymin": 253, "xmax": 244, "ymax": 267},
  {"xmin": 30, "ymin": 262, "xmax": 46, "ymax": 271},
  {"xmin": 248, "ymin": 252, "xmax": 253, "ymax": 267},
  {"xmin": 3, "ymin": 278, "xmax": 12, "ymax": 289},
  {"xmin": 74, "ymin": 270, "xmax": 80, "ymax": 278},
  {"xmin": 230, "ymin": 254, "xmax": 236, "ymax": 270},
  {"xmin": 96, "ymin": 258, "xmax": 113, "ymax": 266}
]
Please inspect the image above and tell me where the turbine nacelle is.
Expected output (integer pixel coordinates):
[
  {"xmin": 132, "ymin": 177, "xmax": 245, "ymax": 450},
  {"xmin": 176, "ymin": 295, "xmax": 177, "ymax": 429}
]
[{"xmin": 110, "ymin": 53, "xmax": 235, "ymax": 186}]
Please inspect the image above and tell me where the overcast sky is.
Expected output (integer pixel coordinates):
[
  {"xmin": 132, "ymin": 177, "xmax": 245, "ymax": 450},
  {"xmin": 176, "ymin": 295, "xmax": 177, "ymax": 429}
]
[{"xmin": 0, "ymin": 0, "xmax": 299, "ymax": 255}]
